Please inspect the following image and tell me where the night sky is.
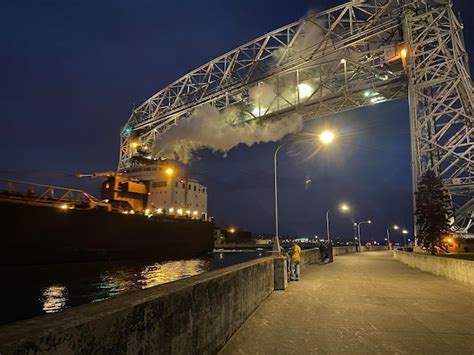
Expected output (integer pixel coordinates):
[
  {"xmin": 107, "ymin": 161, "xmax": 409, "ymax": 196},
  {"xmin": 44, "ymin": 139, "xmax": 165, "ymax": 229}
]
[{"xmin": 2, "ymin": 0, "xmax": 473, "ymax": 244}]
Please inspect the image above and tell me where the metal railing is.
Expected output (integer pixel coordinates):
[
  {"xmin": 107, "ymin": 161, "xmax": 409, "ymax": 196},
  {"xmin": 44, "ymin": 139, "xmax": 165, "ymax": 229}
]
[{"xmin": 0, "ymin": 178, "xmax": 98, "ymax": 208}]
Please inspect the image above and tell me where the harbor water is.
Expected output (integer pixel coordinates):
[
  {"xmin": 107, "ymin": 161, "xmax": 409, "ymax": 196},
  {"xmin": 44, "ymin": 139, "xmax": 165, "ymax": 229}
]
[{"xmin": 0, "ymin": 250, "xmax": 265, "ymax": 326}]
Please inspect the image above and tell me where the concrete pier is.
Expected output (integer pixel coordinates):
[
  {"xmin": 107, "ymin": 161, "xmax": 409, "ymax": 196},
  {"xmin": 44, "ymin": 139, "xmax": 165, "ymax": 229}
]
[{"xmin": 220, "ymin": 251, "xmax": 474, "ymax": 354}]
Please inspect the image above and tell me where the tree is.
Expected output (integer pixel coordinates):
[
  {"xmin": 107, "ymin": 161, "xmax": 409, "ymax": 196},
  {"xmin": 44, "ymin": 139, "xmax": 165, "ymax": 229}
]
[{"xmin": 415, "ymin": 170, "xmax": 454, "ymax": 253}]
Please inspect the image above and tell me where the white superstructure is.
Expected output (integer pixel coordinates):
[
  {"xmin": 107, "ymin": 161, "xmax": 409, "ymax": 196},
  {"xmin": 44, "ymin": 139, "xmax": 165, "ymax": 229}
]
[{"xmin": 123, "ymin": 163, "xmax": 207, "ymax": 218}]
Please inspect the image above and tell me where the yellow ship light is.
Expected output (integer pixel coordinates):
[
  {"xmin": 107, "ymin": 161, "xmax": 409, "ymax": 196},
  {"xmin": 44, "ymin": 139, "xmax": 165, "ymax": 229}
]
[
  {"xmin": 165, "ymin": 167, "xmax": 174, "ymax": 176},
  {"xmin": 177, "ymin": 208, "xmax": 183, "ymax": 215}
]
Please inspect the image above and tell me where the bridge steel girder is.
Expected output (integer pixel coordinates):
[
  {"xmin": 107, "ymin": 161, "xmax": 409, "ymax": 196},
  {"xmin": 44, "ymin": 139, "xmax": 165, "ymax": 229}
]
[{"xmin": 118, "ymin": 0, "xmax": 474, "ymax": 232}]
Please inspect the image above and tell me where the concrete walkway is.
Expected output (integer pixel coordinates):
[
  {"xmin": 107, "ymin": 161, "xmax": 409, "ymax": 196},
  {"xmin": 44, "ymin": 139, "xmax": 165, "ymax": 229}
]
[{"xmin": 220, "ymin": 251, "xmax": 474, "ymax": 354}]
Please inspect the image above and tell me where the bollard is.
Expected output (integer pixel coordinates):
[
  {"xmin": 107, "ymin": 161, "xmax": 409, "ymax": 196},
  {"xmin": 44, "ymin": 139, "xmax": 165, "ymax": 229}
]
[{"xmin": 273, "ymin": 256, "xmax": 288, "ymax": 290}]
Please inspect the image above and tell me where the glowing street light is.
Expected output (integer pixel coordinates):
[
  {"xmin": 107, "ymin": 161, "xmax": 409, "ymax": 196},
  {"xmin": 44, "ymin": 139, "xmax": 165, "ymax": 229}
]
[
  {"xmin": 386, "ymin": 224, "xmax": 400, "ymax": 250},
  {"xmin": 356, "ymin": 220, "xmax": 372, "ymax": 250},
  {"xmin": 319, "ymin": 130, "xmax": 335, "ymax": 145},
  {"xmin": 340, "ymin": 203, "xmax": 350, "ymax": 212},
  {"xmin": 402, "ymin": 229, "xmax": 409, "ymax": 247},
  {"xmin": 326, "ymin": 203, "xmax": 351, "ymax": 242},
  {"xmin": 273, "ymin": 130, "xmax": 336, "ymax": 253}
]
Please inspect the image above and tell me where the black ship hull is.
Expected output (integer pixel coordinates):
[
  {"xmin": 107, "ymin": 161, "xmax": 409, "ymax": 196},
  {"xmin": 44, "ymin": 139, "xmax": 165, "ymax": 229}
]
[{"xmin": 1, "ymin": 202, "xmax": 214, "ymax": 266}]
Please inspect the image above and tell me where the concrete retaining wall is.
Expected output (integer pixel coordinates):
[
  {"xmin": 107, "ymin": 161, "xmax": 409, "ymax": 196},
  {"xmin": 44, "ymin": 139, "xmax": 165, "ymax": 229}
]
[
  {"xmin": 0, "ymin": 257, "xmax": 274, "ymax": 354},
  {"xmin": 333, "ymin": 246, "xmax": 357, "ymax": 255},
  {"xmin": 394, "ymin": 251, "xmax": 474, "ymax": 287},
  {"xmin": 300, "ymin": 247, "xmax": 323, "ymax": 267},
  {"xmin": 361, "ymin": 245, "xmax": 389, "ymax": 252}
]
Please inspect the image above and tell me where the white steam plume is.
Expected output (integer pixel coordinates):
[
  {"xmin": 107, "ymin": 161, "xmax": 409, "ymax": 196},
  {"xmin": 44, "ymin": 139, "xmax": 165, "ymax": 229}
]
[{"xmin": 153, "ymin": 104, "xmax": 303, "ymax": 163}]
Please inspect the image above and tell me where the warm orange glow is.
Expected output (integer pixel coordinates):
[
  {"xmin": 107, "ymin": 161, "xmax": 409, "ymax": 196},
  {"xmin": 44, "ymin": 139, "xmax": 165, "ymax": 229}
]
[
  {"xmin": 165, "ymin": 167, "xmax": 174, "ymax": 176},
  {"xmin": 130, "ymin": 142, "xmax": 139, "ymax": 149},
  {"xmin": 447, "ymin": 238, "xmax": 453, "ymax": 243},
  {"xmin": 400, "ymin": 48, "xmax": 408, "ymax": 59},
  {"xmin": 228, "ymin": 228, "xmax": 236, "ymax": 233}
]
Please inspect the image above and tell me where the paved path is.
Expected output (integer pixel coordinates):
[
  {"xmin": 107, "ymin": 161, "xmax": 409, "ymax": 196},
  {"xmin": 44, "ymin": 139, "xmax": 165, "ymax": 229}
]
[{"xmin": 220, "ymin": 251, "xmax": 474, "ymax": 354}]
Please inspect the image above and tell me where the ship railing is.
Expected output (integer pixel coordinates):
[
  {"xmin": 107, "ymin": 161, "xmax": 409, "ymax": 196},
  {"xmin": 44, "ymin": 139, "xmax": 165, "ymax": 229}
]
[{"xmin": 0, "ymin": 178, "xmax": 99, "ymax": 208}]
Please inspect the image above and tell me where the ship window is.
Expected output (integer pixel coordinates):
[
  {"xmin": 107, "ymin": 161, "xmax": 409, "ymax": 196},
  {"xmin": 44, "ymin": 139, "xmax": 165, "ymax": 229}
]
[
  {"xmin": 182, "ymin": 183, "xmax": 185, "ymax": 189},
  {"xmin": 152, "ymin": 181, "xmax": 167, "ymax": 188},
  {"xmin": 175, "ymin": 181, "xmax": 178, "ymax": 188},
  {"xmin": 193, "ymin": 185, "xmax": 196, "ymax": 191},
  {"xmin": 188, "ymin": 184, "xmax": 191, "ymax": 190}
]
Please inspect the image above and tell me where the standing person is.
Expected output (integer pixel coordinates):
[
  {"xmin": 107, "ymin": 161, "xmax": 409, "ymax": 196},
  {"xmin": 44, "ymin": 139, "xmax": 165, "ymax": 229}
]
[{"xmin": 290, "ymin": 240, "xmax": 302, "ymax": 281}]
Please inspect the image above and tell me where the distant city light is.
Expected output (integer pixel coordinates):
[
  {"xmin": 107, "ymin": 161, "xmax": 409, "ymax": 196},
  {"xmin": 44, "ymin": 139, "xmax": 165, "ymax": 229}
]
[
  {"xmin": 169, "ymin": 208, "xmax": 174, "ymax": 213},
  {"xmin": 393, "ymin": 225, "xmax": 399, "ymax": 230},
  {"xmin": 177, "ymin": 209, "xmax": 183, "ymax": 215},
  {"xmin": 228, "ymin": 227, "xmax": 236, "ymax": 233},
  {"xmin": 60, "ymin": 204, "xmax": 68, "ymax": 210},
  {"xmin": 402, "ymin": 229, "xmax": 408, "ymax": 234}
]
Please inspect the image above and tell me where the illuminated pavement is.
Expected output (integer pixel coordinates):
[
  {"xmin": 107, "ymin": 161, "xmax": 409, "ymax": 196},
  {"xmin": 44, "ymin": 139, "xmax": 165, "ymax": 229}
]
[{"xmin": 219, "ymin": 251, "xmax": 474, "ymax": 354}]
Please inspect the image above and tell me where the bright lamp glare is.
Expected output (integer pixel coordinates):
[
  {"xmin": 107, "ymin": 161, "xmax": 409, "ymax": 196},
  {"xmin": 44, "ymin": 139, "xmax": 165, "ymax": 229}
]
[
  {"xmin": 165, "ymin": 167, "xmax": 174, "ymax": 176},
  {"xmin": 297, "ymin": 83, "xmax": 313, "ymax": 99},
  {"xmin": 340, "ymin": 203, "xmax": 350, "ymax": 212},
  {"xmin": 319, "ymin": 130, "xmax": 335, "ymax": 145}
]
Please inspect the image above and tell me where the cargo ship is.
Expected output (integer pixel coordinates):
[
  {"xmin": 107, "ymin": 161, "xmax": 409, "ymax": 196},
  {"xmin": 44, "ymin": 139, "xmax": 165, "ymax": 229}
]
[{"xmin": 0, "ymin": 162, "xmax": 214, "ymax": 266}]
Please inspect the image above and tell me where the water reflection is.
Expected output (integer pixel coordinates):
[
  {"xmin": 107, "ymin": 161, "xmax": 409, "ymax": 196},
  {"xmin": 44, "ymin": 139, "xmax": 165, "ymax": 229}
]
[
  {"xmin": 0, "ymin": 251, "xmax": 263, "ymax": 325},
  {"xmin": 41, "ymin": 285, "xmax": 68, "ymax": 313}
]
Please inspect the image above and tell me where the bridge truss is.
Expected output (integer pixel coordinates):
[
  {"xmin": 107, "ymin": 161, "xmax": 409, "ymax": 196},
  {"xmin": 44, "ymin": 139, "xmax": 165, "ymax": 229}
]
[{"xmin": 118, "ymin": 0, "xmax": 473, "ymax": 232}]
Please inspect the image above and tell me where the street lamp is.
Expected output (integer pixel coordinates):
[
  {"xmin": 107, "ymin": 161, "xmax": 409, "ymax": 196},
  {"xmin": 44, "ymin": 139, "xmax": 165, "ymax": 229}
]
[
  {"xmin": 386, "ymin": 225, "xmax": 399, "ymax": 250},
  {"xmin": 273, "ymin": 130, "xmax": 335, "ymax": 252},
  {"xmin": 326, "ymin": 203, "xmax": 350, "ymax": 242},
  {"xmin": 402, "ymin": 229, "xmax": 409, "ymax": 248},
  {"xmin": 356, "ymin": 220, "xmax": 372, "ymax": 250}
]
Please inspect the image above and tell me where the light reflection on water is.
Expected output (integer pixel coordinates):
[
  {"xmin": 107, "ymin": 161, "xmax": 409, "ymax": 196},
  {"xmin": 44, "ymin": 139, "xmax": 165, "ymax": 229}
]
[
  {"xmin": 41, "ymin": 285, "xmax": 68, "ymax": 313},
  {"xmin": 1, "ymin": 251, "xmax": 263, "ymax": 325}
]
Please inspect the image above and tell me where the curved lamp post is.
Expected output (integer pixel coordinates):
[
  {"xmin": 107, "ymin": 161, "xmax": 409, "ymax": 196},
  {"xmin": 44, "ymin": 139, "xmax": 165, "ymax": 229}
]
[
  {"xmin": 386, "ymin": 225, "xmax": 399, "ymax": 250},
  {"xmin": 273, "ymin": 130, "xmax": 335, "ymax": 253},
  {"xmin": 326, "ymin": 203, "xmax": 350, "ymax": 242},
  {"xmin": 356, "ymin": 220, "xmax": 372, "ymax": 250}
]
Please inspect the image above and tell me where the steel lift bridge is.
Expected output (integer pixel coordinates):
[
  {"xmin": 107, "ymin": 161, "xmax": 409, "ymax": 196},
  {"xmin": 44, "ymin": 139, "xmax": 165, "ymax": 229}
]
[{"xmin": 119, "ymin": 0, "xmax": 474, "ymax": 233}]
